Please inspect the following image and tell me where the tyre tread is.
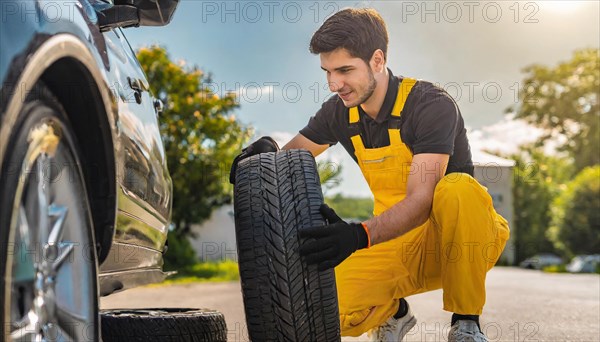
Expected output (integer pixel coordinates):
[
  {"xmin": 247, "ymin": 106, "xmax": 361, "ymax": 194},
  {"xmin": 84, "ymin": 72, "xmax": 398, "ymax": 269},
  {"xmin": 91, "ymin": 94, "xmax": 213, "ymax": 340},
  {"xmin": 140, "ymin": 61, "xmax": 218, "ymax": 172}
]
[{"xmin": 234, "ymin": 150, "xmax": 340, "ymax": 341}]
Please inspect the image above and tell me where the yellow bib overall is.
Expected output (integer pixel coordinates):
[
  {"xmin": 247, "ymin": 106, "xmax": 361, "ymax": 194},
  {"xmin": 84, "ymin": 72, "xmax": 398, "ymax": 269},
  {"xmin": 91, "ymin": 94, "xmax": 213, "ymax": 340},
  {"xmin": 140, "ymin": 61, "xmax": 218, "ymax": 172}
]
[{"xmin": 335, "ymin": 78, "xmax": 511, "ymax": 336}]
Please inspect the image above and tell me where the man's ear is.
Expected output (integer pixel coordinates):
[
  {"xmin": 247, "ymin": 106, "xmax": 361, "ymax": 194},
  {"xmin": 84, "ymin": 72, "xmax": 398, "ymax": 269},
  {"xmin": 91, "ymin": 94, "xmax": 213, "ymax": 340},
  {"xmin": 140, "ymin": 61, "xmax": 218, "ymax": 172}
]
[{"xmin": 370, "ymin": 49, "xmax": 386, "ymax": 73}]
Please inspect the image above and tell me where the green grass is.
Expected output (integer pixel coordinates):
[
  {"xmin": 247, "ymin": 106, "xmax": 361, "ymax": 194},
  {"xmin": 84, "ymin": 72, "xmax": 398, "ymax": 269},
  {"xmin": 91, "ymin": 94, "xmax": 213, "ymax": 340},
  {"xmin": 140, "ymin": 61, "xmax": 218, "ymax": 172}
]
[
  {"xmin": 542, "ymin": 264, "xmax": 568, "ymax": 273},
  {"xmin": 151, "ymin": 260, "xmax": 240, "ymax": 286}
]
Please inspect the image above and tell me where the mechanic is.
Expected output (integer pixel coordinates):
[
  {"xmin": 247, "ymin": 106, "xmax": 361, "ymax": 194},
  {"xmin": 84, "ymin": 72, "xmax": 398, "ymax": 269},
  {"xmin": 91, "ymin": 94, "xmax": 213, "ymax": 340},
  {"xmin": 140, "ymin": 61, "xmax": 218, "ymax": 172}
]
[{"xmin": 230, "ymin": 8, "xmax": 510, "ymax": 342}]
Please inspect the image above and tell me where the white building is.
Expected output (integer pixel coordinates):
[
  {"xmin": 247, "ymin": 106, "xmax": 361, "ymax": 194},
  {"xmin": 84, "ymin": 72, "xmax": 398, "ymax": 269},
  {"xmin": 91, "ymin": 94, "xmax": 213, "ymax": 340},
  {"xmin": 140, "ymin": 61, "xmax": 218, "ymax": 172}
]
[
  {"xmin": 471, "ymin": 150, "xmax": 516, "ymax": 265},
  {"xmin": 190, "ymin": 205, "xmax": 237, "ymax": 262}
]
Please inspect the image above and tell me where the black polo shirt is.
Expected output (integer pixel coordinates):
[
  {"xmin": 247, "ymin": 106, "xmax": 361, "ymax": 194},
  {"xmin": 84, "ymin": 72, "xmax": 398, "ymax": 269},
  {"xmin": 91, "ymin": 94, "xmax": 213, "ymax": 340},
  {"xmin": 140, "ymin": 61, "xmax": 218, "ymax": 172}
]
[{"xmin": 299, "ymin": 69, "xmax": 474, "ymax": 176}]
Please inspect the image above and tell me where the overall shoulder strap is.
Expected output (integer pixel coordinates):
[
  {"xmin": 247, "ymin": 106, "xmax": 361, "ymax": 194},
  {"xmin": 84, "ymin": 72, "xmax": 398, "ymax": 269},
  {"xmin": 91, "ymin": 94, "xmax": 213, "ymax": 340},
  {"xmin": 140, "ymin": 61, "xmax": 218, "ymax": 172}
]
[{"xmin": 389, "ymin": 78, "xmax": 417, "ymax": 145}]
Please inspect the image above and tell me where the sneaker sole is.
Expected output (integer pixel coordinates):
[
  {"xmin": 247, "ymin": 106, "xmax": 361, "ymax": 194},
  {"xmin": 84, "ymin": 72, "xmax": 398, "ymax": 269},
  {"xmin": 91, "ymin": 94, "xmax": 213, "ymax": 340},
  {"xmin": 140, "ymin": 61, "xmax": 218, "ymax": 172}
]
[{"xmin": 399, "ymin": 316, "xmax": 417, "ymax": 341}]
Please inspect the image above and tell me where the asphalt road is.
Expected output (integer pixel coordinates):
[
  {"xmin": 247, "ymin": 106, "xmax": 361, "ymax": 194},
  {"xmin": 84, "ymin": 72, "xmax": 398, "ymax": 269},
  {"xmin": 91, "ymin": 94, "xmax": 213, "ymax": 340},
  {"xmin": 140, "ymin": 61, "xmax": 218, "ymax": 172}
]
[{"xmin": 101, "ymin": 267, "xmax": 600, "ymax": 341}]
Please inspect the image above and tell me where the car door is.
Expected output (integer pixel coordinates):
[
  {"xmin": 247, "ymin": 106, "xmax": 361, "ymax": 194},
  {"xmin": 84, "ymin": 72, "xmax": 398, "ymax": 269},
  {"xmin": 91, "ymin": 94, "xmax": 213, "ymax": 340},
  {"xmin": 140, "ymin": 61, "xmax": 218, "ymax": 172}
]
[{"xmin": 103, "ymin": 27, "xmax": 172, "ymax": 252}]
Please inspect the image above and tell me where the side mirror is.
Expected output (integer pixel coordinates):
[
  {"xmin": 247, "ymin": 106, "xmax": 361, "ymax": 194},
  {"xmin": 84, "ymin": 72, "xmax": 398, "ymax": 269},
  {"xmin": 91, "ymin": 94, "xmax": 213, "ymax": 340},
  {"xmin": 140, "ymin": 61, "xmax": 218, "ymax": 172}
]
[{"xmin": 99, "ymin": 0, "xmax": 179, "ymax": 32}]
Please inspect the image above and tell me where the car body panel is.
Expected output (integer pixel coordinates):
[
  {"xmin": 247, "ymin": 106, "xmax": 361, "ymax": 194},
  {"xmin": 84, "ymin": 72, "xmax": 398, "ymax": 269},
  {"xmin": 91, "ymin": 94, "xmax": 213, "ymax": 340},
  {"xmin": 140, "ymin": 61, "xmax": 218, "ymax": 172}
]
[
  {"xmin": 1, "ymin": 0, "xmax": 173, "ymax": 294},
  {"xmin": 566, "ymin": 255, "xmax": 600, "ymax": 273}
]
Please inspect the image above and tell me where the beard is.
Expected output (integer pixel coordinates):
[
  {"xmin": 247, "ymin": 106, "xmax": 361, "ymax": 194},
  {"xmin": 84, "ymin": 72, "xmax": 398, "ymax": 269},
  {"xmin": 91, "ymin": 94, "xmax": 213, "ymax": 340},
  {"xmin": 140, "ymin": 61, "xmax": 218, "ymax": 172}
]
[
  {"xmin": 357, "ymin": 69, "xmax": 377, "ymax": 105},
  {"xmin": 343, "ymin": 69, "xmax": 377, "ymax": 107}
]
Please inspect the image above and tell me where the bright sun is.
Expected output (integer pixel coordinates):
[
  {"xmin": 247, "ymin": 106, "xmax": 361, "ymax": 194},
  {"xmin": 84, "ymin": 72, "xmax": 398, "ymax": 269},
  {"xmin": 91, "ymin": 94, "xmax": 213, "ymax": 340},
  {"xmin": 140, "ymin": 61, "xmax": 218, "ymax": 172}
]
[{"xmin": 540, "ymin": 1, "xmax": 586, "ymax": 12}]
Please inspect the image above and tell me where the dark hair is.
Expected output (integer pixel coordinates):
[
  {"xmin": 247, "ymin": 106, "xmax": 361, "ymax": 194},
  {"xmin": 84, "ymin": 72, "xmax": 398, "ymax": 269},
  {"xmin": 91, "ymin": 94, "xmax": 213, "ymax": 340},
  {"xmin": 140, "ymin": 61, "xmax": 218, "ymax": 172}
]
[{"xmin": 309, "ymin": 8, "xmax": 389, "ymax": 64}]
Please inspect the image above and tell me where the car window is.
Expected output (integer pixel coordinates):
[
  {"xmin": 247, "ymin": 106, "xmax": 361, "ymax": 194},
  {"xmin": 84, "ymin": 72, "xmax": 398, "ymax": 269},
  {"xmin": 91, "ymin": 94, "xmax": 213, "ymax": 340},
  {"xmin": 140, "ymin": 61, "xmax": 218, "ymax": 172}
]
[
  {"xmin": 119, "ymin": 29, "xmax": 146, "ymax": 71},
  {"xmin": 89, "ymin": 0, "xmax": 113, "ymax": 11}
]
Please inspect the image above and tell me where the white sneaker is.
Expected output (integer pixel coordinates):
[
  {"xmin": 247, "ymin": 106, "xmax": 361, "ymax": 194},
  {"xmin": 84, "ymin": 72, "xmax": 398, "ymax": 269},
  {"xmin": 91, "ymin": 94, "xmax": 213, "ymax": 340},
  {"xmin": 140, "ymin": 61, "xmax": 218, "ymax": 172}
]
[
  {"xmin": 368, "ymin": 305, "xmax": 417, "ymax": 342},
  {"xmin": 448, "ymin": 320, "xmax": 488, "ymax": 342}
]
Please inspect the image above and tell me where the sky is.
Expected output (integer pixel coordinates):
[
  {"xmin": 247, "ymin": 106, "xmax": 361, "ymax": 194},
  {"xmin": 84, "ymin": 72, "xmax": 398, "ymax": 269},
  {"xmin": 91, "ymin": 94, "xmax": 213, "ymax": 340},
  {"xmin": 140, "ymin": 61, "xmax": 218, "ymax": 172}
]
[{"xmin": 124, "ymin": 1, "xmax": 600, "ymax": 197}]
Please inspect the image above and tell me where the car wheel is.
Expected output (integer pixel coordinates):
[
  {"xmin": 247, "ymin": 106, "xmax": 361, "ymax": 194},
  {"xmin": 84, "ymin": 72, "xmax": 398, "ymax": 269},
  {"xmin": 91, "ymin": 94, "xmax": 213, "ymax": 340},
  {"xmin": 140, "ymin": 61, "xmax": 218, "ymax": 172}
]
[
  {"xmin": 100, "ymin": 308, "xmax": 227, "ymax": 341},
  {"xmin": 233, "ymin": 150, "xmax": 340, "ymax": 341},
  {"xmin": 0, "ymin": 83, "xmax": 99, "ymax": 341}
]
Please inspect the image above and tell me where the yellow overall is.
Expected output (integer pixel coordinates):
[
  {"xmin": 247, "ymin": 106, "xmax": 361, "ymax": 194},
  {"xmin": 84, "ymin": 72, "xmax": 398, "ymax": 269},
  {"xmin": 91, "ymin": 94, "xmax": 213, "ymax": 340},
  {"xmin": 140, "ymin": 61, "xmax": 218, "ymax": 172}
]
[{"xmin": 335, "ymin": 78, "xmax": 511, "ymax": 336}]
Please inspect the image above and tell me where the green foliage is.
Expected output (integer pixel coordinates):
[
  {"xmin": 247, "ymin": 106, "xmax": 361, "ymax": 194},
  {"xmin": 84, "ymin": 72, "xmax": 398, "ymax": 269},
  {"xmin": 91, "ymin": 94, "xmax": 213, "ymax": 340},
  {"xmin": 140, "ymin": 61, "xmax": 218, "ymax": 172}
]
[
  {"xmin": 548, "ymin": 166, "xmax": 600, "ymax": 258},
  {"xmin": 137, "ymin": 46, "xmax": 252, "ymax": 234},
  {"xmin": 163, "ymin": 231, "xmax": 198, "ymax": 272},
  {"xmin": 508, "ymin": 48, "xmax": 600, "ymax": 172},
  {"xmin": 324, "ymin": 194, "xmax": 374, "ymax": 221},
  {"xmin": 510, "ymin": 146, "xmax": 574, "ymax": 262},
  {"xmin": 155, "ymin": 260, "xmax": 240, "ymax": 285}
]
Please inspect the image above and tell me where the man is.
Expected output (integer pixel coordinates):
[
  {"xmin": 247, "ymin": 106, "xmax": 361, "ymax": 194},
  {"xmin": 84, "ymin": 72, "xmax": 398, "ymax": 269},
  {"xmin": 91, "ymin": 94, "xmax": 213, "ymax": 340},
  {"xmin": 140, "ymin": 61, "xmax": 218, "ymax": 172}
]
[{"xmin": 230, "ymin": 8, "xmax": 510, "ymax": 342}]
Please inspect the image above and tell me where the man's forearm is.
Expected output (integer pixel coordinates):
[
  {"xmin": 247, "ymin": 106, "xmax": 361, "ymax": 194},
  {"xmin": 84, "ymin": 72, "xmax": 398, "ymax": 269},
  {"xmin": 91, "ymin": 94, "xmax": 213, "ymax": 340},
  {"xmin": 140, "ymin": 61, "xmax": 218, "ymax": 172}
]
[
  {"xmin": 281, "ymin": 133, "xmax": 328, "ymax": 156},
  {"xmin": 363, "ymin": 193, "xmax": 432, "ymax": 245}
]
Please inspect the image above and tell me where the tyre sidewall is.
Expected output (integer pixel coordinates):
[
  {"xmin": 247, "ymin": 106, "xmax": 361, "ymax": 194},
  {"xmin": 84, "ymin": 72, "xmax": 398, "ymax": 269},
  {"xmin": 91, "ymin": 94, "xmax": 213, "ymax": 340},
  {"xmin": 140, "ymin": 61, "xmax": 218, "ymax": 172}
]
[
  {"xmin": 0, "ymin": 86, "xmax": 99, "ymax": 340},
  {"xmin": 100, "ymin": 308, "xmax": 227, "ymax": 342}
]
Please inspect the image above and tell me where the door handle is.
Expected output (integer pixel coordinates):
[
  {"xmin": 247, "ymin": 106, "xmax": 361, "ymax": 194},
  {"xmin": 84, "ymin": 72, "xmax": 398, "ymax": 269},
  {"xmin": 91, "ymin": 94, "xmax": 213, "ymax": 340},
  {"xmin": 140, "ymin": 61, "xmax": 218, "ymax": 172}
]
[
  {"xmin": 127, "ymin": 77, "xmax": 148, "ymax": 104},
  {"xmin": 128, "ymin": 77, "xmax": 147, "ymax": 92}
]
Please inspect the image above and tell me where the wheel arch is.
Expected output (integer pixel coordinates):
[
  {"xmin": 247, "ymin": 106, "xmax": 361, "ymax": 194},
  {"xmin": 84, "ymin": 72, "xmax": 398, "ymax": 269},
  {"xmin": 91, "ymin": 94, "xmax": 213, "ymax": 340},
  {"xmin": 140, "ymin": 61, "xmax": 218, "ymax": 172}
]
[
  {"xmin": 0, "ymin": 34, "xmax": 118, "ymax": 264},
  {"xmin": 41, "ymin": 58, "xmax": 116, "ymax": 264}
]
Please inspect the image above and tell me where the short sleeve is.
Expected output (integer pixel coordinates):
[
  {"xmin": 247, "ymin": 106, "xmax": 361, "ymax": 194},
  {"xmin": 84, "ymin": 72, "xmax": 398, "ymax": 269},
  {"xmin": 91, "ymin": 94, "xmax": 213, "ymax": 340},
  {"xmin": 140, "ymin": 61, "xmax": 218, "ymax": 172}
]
[
  {"xmin": 411, "ymin": 86, "xmax": 459, "ymax": 156},
  {"xmin": 299, "ymin": 97, "xmax": 339, "ymax": 146}
]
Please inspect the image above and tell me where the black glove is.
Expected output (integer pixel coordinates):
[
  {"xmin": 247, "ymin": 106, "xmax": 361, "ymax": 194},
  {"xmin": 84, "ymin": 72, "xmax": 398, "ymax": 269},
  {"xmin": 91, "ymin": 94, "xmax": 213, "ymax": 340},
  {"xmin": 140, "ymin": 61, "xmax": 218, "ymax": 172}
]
[
  {"xmin": 229, "ymin": 136, "xmax": 279, "ymax": 184},
  {"xmin": 299, "ymin": 204, "xmax": 370, "ymax": 271}
]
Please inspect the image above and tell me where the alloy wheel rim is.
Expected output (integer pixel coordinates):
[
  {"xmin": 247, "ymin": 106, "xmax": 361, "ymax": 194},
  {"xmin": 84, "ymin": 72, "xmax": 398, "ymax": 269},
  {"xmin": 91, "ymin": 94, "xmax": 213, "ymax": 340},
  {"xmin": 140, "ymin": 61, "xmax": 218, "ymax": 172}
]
[{"xmin": 6, "ymin": 119, "xmax": 96, "ymax": 342}]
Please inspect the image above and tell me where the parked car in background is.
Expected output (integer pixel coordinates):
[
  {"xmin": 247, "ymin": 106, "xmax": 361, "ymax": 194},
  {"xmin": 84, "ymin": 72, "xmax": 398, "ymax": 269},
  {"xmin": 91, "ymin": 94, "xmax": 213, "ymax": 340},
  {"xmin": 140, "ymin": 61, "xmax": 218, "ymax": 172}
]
[
  {"xmin": 1, "ymin": 0, "xmax": 179, "ymax": 340},
  {"xmin": 566, "ymin": 255, "xmax": 600, "ymax": 273},
  {"xmin": 519, "ymin": 253, "xmax": 564, "ymax": 270}
]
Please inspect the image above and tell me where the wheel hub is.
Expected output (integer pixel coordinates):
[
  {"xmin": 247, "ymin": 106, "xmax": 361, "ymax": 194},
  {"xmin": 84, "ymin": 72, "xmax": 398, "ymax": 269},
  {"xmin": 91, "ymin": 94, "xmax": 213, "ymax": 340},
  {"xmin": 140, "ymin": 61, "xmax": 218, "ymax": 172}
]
[{"xmin": 5, "ymin": 118, "xmax": 96, "ymax": 342}]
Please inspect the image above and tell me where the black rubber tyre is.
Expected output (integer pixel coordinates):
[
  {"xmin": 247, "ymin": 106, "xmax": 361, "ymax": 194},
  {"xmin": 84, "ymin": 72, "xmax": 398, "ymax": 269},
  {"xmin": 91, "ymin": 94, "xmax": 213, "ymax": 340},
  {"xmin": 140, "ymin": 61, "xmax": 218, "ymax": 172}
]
[
  {"xmin": 1, "ymin": 83, "xmax": 99, "ymax": 341},
  {"xmin": 233, "ymin": 149, "xmax": 340, "ymax": 341},
  {"xmin": 100, "ymin": 308, "xmax": 227, "ymax": 342}
]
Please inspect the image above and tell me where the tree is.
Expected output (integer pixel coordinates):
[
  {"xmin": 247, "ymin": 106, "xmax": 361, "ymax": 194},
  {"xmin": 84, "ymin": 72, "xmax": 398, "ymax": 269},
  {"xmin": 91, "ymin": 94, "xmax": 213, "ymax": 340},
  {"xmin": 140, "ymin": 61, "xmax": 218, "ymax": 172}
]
[
  {"xmin": 510, "ymin": 145, "xmax": 574, "ymax": 262},
  {"xmin": 548, "ymin": 166, "xmax": 600, "ymax": 257},
  {"xmin": 508, "ymin": 49, "xmax": 599, "ymax": 172},
  {"xmin": 137, "ymin": 46, "xmax": 252, "ymax": 235}
]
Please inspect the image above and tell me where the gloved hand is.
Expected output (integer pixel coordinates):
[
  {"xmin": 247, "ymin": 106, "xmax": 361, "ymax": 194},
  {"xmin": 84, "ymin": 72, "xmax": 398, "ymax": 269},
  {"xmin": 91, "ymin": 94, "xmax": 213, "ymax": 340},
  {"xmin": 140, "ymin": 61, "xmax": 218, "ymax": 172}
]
[
  {"xmin": 299, "ymin": 204, "xmax": 370, "ymax": 271},
  {"xmin": 229, "ymin": 136, "xmax": 279, "ymax": 184}
]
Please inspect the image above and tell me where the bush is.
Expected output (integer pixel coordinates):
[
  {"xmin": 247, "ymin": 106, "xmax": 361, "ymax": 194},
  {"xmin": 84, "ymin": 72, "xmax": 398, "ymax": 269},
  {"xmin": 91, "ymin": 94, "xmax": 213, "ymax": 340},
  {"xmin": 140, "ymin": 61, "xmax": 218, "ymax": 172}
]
[
  {"xmin": 163, "ymin": 231, "xmax": 198, "ymax": 272},
  {"xmin": 510, "ymin": 149, "xmax": 573, "ymax": 263},
  {"xmin": 548, "ymin": 166, "xmax": 600, "ymax": 258}
]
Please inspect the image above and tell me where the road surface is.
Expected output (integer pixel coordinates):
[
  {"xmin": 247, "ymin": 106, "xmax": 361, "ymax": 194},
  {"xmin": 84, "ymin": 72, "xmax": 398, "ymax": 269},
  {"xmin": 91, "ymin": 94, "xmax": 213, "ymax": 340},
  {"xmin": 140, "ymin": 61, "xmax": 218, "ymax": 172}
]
[{"xmin": 101, "ymin": 267, "xmax": 600, "ymax": 341}]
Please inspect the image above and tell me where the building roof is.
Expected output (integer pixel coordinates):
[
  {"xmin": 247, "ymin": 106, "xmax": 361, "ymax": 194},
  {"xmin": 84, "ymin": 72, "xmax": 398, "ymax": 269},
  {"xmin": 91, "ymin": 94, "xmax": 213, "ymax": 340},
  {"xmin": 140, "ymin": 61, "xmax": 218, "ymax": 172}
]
[{"xmin": 471, "ymin": 149, "xmax": 516, "ymax": 167}]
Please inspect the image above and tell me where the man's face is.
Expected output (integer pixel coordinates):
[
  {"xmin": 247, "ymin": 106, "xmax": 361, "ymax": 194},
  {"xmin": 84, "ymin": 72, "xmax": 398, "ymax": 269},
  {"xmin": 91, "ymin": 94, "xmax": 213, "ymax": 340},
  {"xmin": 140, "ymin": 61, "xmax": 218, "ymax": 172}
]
[{"xmin": 320, "ymin": 48, "xmax": 377, "ymax": 108}]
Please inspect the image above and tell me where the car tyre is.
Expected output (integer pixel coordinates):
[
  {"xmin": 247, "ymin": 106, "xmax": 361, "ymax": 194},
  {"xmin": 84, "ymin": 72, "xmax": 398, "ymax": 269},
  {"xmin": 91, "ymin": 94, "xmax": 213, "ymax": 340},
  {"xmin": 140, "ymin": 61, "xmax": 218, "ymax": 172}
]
[
  {"xmin": 233, "ymin": 149, "xmax": 340, "ymax": 341},
  {"xmin": 0, "ymin": 83, "xmax": 99, "ymax": 341},
  {"xmin": 100, "ymin": 308, "xmax": 227, "ymax": 341}
]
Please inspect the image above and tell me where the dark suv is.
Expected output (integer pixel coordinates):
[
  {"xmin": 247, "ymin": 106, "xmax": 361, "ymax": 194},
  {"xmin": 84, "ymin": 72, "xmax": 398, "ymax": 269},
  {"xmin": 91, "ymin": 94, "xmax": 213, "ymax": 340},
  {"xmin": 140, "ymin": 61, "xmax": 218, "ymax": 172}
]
[{"xmin": 1, "ymin": 0, "xmax": 179, "ymax": 340}]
